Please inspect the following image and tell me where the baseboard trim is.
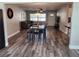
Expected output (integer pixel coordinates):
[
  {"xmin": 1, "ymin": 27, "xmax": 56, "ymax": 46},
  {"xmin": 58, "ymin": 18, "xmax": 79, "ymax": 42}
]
[
  {"xmin": 8, "ymin": 31, "xmax": 20, "ymax": 39},
  {"xmin": 69, "ymin": 45, "xmax": 79, "ymax": 49}
]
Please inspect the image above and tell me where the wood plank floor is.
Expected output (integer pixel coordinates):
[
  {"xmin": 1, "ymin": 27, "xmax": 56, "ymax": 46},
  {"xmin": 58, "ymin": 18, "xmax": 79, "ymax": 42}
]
[{"xmin": 0, "ymin": 27, "xmax": 79, "ymax": 57}]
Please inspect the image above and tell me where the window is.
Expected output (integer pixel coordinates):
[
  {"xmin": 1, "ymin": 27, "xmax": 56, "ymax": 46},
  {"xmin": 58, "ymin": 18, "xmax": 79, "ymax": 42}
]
[{"xmin": 30, "ymin": 13, "xmax": 46, "ymax": 21}]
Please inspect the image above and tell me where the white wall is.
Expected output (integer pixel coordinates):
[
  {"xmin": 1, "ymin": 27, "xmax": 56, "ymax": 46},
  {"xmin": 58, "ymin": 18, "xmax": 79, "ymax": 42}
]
[
  {"xmin": 69, "ymin": 2, "xmax": 79, "ymax": 49},
  {"xmin": 5, "ymin": 5, "xmax": 27, "ymax": 39},
  {"xmin": 0, "ymin": 3, "xmax": 26, "ymax": 47},
  {"xmin": 5, "ymin": 5, "xmax": 21, "ymax": 38},
  {"xmin": 57, "ymin": 6, "xmax": 69, "ymax": 34}
]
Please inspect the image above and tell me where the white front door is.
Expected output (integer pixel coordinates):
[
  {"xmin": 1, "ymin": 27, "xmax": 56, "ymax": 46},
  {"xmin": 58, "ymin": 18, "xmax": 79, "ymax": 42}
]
[{"xmin": 47, "ymin": 13, "xmax": 55, "ymax": 26}]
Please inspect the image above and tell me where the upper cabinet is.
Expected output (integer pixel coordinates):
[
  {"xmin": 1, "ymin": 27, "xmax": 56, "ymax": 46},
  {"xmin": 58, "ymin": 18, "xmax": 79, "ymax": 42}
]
[{"xmin": 68, "ymin": 7, "xmax": 72, "ymax": 17}]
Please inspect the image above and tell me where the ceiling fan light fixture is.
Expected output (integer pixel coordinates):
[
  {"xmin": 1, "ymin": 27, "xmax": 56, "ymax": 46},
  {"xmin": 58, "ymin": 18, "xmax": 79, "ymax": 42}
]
[{"xmin": 39, "ymin": 8, "xmax": 43, "ymax": 13}]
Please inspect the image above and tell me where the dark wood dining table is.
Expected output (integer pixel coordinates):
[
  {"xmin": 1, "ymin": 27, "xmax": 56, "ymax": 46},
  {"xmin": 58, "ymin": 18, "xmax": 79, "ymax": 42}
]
[
  {"xmin": 30, "ymin": 25, "xmax": 46, "ymax": 38},
  {"xmin": 27, "ymin": 25, "xmax": 46, "ymax": 41}
]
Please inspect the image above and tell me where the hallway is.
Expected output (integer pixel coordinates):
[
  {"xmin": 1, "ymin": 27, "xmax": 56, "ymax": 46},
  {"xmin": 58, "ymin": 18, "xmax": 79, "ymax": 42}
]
[{"xmin": 0, "ymin": 27, "xmax": 79, "ymax": 57}]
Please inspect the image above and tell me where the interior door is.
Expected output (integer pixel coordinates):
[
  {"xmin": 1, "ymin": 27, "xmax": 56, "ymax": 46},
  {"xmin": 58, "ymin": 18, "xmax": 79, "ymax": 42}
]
[
  {"xmin": 0, "ymin": 9, "xmax": 5, "ymax": 49},
  {"xmin": 47, "ymin": 13, "xmax": 55, "ymax": 26}
]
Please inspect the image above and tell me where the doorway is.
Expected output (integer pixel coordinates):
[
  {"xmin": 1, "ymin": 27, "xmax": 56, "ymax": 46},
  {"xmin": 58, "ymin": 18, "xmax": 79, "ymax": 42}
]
[{"xmin": 0, "ymin": 9, "xmax": 5, "ymax": 49}]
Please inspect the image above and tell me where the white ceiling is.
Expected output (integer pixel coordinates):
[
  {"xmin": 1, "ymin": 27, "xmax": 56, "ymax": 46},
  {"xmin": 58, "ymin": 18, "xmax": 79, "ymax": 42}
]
[{"xmin": 6, "ymin": 2, "xmax": 72, "ymax": 10}]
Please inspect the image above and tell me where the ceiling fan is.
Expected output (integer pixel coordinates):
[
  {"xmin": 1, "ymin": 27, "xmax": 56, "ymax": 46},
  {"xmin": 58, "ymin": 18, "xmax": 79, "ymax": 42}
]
[{"xmin": 37, "ymin": 8, "xmax": 44, "ymax": 13}]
